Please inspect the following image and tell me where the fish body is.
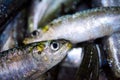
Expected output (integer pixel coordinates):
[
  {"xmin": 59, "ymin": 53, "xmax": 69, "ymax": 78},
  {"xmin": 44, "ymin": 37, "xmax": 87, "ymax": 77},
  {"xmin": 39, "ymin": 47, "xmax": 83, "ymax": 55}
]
[
  {"xmin": 92, "ymin": 0, "xmax": 120, "ymax": 78},
  {"xmin": 76, "ymin": 43, "xmax": 99, "ymax": 80},
  {"xmin": 24, "ymin": 7, "xmax": 120, "ymax": 44},
  {"xmin": 29, "ymin": 0, "xmax": 81, "ymax": 32},
  {"xmin": 0, "ymin": 9, "xmax": 27, "ymax": 52},
  {"xmin": 0, "ymin": 39, "xmax": 71, "ymax": 80},
  {"xmin": 92, "ymin": 0, "xmax": 120, "ymax": 7},
  {"xmin": 103, "ymin": 33, "xmax": 120, "ymax": 77}
]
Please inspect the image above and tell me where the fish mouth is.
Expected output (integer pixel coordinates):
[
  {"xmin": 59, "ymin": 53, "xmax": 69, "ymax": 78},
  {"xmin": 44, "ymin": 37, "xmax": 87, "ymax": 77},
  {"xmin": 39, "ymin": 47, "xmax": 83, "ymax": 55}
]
[
  {"xmin": 66, "ymin": 42, "xmax": 72, "ymax": 49},
  {"xmin": 23, "ymin": 38, "xmax": 35, "ymax": 44},
  {"xmin": 23, "ymin": 38, "xmax": 31, "ymax": 44}
]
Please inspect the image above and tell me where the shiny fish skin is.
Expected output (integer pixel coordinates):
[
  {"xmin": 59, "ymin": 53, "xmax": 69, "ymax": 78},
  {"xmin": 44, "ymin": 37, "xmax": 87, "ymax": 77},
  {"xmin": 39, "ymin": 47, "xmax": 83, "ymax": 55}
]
[
  {"xmin": 29, "ymin": 0, "xmax": 81, "ymax": 32},
  {"xmin": 0, "ymin": 39, "xmax": 71, "ymax": 80},
  {"xmin": 24, "ymin": 7, "xmax": 120, "ymax": 44},
  {"xmin": 0, "ymin": 9, "xmax": 27, "ymax": 52},
  {"xmin": 92, "ymin": 0, "xmax": 120, "ymax": 78},
  {"xmin": 37, "ymin": 0, "xmax": 81, "ymax": 29},
  {"xmin": 103, "ymin": 33, "xmax": 120, "ymax": 77},
  {"xmin": 76, "ymin": 43, "xmax": 99, "ymax": 80},
  {"xmin": 92, "ymin": 0, "xmax": 120, "ymax": 7}
]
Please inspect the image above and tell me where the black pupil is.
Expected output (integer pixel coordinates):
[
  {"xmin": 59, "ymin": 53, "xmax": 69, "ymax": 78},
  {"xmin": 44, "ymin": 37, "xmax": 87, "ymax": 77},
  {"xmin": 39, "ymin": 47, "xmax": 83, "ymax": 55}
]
[
  {"xmin": 32, "ymin": 30, "xmax": 38, "ymax": 36},
  {"xmin": 52, "ymin": 42, "xmax": 58, "ymax": 49}
]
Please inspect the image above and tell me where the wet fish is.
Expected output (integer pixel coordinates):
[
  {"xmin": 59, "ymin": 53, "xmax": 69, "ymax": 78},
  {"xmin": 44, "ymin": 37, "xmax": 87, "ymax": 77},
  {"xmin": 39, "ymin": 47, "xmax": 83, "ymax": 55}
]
[
  {"xmin": 91, "ymin": 0, "xmax": 120, "ymax": 78},
  {"xmin": 0, "ymin": 39, "xmax": 72, "ymax": 80},
  {"xmin": 103, "ymin": 33, "xmax": 120, "ymax": 77},
  {"xmin": 92, "ymin": 0, "xmax": 120, "ymax": 7},
  {"xmin": 62, "ymin": 47, "xmax": 83, "ymax": 68},
  {"xmin": 24, "ymin": 7, "xmax": 120, "ymax": 44},
  {"xmin": 76, "ymin": 43, "xmax": 99, "ymax": 80},
  {"xmin": 28, "ymin": 0, "xmax": 81, "ymax": 32},
  {"xmin": 0, "ymin": 9, "xmax": 27, "ymax": 52}
]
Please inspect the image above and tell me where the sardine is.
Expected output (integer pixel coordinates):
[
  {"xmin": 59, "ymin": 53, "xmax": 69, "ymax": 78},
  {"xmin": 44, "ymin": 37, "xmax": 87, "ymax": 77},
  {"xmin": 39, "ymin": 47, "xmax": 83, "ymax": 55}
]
[
  {"xmin": 0, "ymin": 9, "xmax": 27, "ymax": 52},
  {"xmin": 76, "ymin": 43, "xmax": 99, "ymax": 80},
  {"xmin": 92, "ymin": 0, "xmax": 120, "ymax": 7},
  {"xmin": 28, "ymin": 0, "xmax": 81, "ymax": 32},
  {"xmin": 62, "ymin": 47, "xmax": 83, "ymax": 68},
  {"xmin": 0, "ymin": 39, "xmax": 72, "ymax": 80},
  {"xmin": 0, "ymin": 0, "xmax": 28, "ymax": 33},
  {"xmin": 24, "ymin": 7, "xmax": 120, "ymax": 44},
  {"xmin": 91, "ymin": 0, "xmax": 120, "ymax": 78},
  {"xmin": 103, "ymin": 33, "xmax": 120, "ymax": 77}
]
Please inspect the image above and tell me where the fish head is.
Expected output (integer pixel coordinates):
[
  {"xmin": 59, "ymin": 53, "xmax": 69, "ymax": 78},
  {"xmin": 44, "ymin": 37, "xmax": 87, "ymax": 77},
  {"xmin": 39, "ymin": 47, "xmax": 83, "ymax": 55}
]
[
  {"xmin": 31, "ymin": 39, "xmax": 72, "ymax": 69},
  {"xmin": 23, "ymin": 25, "xmax": 56, "ymax": 44},
  {"xmin": 23, "ymin": 29, "xmax": 42, "ymax": 44}
]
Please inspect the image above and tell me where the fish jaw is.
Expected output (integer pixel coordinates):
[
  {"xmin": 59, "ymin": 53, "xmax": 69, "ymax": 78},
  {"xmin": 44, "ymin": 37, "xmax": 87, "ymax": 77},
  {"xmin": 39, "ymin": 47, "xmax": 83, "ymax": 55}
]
[{"xmin": 0, "ymin": 39, "xmax": 72, "ymax": 79}]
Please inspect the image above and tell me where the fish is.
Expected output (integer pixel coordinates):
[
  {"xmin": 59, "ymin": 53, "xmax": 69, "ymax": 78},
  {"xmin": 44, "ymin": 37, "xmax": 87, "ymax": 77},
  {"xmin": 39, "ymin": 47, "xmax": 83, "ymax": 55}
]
[
  {"xmin": 92, "ymin": 0, "xmax": 120, "ymax": 7},
  {"xmin": 76, "ymin": 43, "xmax": 99, "ymax": 80},
  {"xmin": 103, "ymin": 32, "xmax": 120, "ymax": 78},
  {"xmin": 0, "ymin": 39, "xmax": 72, "ymax": 80},
  {"xmin": 0, "ymin": 9, "xmax": 27, "ymax": 52},
  {"xmin": 61, "ymin": 47, "xmax": 83, "ymax": 68},
  {"xmin": 23, "ymin": 7, "xmax": 120, "ymax": 44},
  {"xmin": 91, "ymin": 0, "xmax": 120, "ymax": 78},
  {"xmin": 28, "ymin": 0, "xmax": 81, "ymax": 32}
]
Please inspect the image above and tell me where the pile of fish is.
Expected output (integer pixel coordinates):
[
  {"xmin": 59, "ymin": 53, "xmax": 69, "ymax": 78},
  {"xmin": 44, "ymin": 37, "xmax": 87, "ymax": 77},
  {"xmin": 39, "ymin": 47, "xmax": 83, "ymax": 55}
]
[
  {"xmin": 0, "ymin": 39, "xmax": 72, "ymax": 79},
  {"xmin": 1, "ymin": 0, "xmax": 120, "ymax": 80}
]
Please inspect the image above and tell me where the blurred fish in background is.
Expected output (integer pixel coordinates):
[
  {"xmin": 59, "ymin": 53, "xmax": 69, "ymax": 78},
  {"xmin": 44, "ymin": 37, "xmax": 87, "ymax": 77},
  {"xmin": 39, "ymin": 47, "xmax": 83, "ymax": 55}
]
[
  {"xmin": 92, "ymin": 0, "xmax": 120, "ymax": 79},
  {"xmin": 0, "ymin": 0, "xmax": 29, "ymax": 52},
  {"xmin": 1, "ymin": 0, "xmax": 120, "ymax": 80},
  {"xmin": 28, "ymin": 0, "xmax": 86, "ymax": 32},
  {"xmin": 0, "ymin": 9, "xmax": 28, "ymax": 52}
]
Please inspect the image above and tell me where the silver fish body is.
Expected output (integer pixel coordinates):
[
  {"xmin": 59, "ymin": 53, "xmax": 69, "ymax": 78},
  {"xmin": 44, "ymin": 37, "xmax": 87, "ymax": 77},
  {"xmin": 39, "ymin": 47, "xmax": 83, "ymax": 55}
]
[
  {"xmin": 0, "ymin": 39, "xmax": 71, "ymax": 80},
  {"xmin": 24, "ymin": 7, "xmax": 120, "ymax": 44},
  {"xmin": 29, "ymin": 0, "xmax": 81, "ymax": 32},
  {"xmin": 92, "ymin": 0, "xmax": 120, "ymax": 78},
  {"xmin": 92, "ymin": 0, "xmax": 120, "ymax": 7},
  {"xmin": 103, "ymin": 33, "xmax": 120, "ymax": 77},
  {"xmin": 62, "ymin": 47, "xmax": 83, "ymax": 68},
  {"xmin": 0, "ymin": 9, "xmax": 27, "ymax": 52},
  {"xmin": 76, "ymin": 43, "xmax": 99, "ymax": 80}
]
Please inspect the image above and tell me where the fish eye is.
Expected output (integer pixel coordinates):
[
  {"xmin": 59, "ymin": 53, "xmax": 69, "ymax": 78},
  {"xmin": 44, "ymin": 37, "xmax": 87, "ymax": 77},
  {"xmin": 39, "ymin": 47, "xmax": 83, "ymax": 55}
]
[
  {"xmin": 50, "ymin": 41, "xmax": 60, "ymax": 51},
  {"xmin": 31, "ymin": 30, "xmax": 39, "ymax": 37}
]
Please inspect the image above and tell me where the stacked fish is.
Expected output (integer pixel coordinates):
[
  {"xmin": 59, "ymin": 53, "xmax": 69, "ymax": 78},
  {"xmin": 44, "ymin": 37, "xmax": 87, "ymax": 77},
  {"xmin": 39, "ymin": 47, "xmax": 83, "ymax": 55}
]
[{"xmin": 1, "ymin": 0, "xmax": 120, "ymax": 80}]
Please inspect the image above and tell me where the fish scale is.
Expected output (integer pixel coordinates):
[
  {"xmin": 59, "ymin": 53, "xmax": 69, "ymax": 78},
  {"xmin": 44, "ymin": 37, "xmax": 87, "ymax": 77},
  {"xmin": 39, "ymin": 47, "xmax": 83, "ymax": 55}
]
[
  {"xmin": 24, "ymin": 7, "xmax": 120, "ymax": 44},
  {"xmin": 0, "ymin": 39, "xmax": 72, "ymax": 80}
]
